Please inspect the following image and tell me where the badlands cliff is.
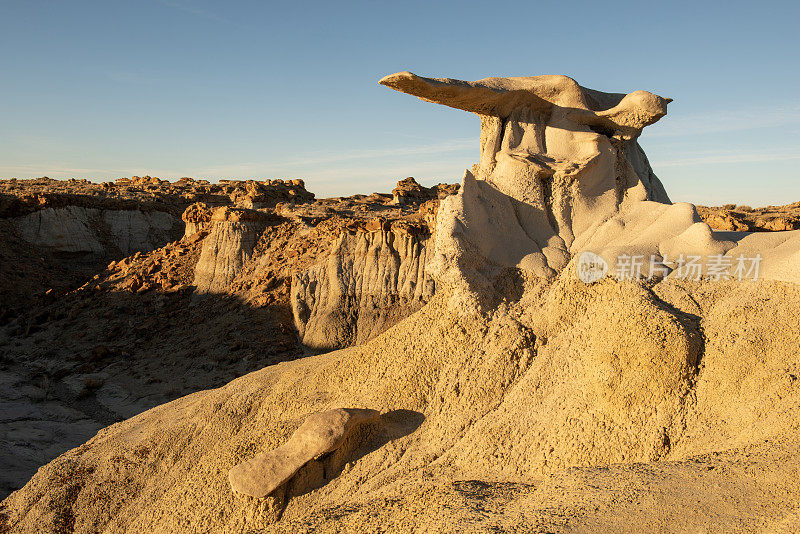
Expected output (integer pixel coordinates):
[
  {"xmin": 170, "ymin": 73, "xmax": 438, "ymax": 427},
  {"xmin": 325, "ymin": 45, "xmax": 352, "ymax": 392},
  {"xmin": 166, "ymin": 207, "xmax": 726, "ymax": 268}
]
[
  {"xmin": 0, "ymin": 175, "xmax": 456, "ymax": 499},
  {"xmin": 1, "ymin": 72, "xmax": 800, "ymax": 532}
]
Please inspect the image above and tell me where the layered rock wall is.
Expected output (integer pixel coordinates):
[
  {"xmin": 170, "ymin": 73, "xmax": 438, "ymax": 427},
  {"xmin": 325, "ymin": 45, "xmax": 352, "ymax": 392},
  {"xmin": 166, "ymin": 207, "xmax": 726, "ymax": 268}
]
[
  {"xmin": 11, "ymin": 206, "xmax": 182, "ymax": 259},
  {"xmin": 193, "ymin": 207, "xmax": 275, "ymax": 293},
  {"xmin": 185, "ymin": 182, "xmax": 449, "ymax": 349},
  {"xmin": 291, "ymin": 222, "xmax": 434, "ymax": 349}
]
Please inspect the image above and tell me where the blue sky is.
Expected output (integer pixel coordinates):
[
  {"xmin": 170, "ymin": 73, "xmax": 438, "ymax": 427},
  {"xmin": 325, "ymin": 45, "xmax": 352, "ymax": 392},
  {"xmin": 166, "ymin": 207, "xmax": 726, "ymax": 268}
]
[{"xmin": 1, "ymin": 0, "xmax": 798, "ymax": 205}]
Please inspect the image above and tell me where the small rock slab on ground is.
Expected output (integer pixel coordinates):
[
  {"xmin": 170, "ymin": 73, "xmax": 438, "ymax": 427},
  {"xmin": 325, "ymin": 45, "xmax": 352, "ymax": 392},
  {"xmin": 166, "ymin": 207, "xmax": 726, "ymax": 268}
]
[{"xmin": 228, "ymin": 408, "xmax": 381, "ymax": 498}]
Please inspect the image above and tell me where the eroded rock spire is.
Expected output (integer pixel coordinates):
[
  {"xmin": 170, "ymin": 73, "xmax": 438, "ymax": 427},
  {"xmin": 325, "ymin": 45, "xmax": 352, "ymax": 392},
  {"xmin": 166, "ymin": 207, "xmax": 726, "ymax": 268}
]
[{"xmin": 381, "ymin": 71, "xmax": 672, "ymax": 285}]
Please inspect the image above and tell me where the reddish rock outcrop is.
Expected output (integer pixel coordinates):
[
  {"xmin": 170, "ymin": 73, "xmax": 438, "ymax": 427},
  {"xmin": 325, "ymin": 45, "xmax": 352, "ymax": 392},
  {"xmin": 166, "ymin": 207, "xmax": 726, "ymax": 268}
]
[{"xmin": 696, "ymin": 201, "xmax": 800, "ymax": 232}]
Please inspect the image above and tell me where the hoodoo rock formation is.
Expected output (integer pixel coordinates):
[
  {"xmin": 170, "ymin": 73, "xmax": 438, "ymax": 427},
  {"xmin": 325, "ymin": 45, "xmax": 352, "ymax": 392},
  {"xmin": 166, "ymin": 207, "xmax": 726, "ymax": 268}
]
[
  {"xmin": 380, "ymin": 72, "xmax": 672, "ymax": 285},
  {"xmin": 381, "ymin": 72, "xmax": 800, "ymax": 294},
  {"xmin": 2, "ymin": 74, "xmax": 800, "ymax": 532}
]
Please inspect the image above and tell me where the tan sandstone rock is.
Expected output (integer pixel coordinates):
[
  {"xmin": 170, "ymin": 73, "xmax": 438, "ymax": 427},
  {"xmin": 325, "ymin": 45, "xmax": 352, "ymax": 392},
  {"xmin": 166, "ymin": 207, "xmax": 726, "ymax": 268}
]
[
  {"xmin": 181, "ymin": 202, "xmax": 213, "ymax": 237},
  {"xmin": 290, "ymin": 221, "xmax": 435, "ymax": 348},
  {"xmin": 228, "ymin": 408, "xmax": 381, "ymax": 498},
  {"xmin": 193, "ymin": 207, "xmax": 279, "ymax": 293}
]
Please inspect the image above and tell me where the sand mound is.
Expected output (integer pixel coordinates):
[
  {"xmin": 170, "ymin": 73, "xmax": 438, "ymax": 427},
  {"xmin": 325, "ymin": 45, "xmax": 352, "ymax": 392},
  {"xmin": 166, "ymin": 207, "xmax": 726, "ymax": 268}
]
[{"xmin": 3, "ymin": 274, "xmax": 800, "ymax": 532}]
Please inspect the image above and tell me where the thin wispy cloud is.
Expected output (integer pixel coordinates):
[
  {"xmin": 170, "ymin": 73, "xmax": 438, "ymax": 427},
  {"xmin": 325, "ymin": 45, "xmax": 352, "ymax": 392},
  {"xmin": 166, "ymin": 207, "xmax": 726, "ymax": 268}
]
[
  {"xmin": 107, "ymin": 71, "xmax": 157, "ymax": 85},
  {"xmin": 157, "ymin": 0, "xmax": 235, "ymax": 25},
  {"xmin": 654, "ymin": 151, "xmax": 800, "ymax": 167},
  {"xmin": 286, "ymin": 160, "xmax": 468, "ymax": 182},
  {"xmin": 649, "ymin": 103, "xmax": 800, "ymax": 138},
  {"xmin": 194, "ymin": 138, "xmax": 476, "ymax": 175},
  {"xmin": 653, "ymin": 154, "xmax": 800, "ymax": 168}
]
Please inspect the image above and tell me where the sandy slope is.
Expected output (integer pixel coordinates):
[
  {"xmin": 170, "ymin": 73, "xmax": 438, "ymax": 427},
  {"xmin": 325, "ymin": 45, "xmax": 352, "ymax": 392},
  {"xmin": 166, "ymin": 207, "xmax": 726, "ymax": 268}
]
[{"xmin": 3, "ymin": 269, "xmax": 799, "ymax": 532}]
